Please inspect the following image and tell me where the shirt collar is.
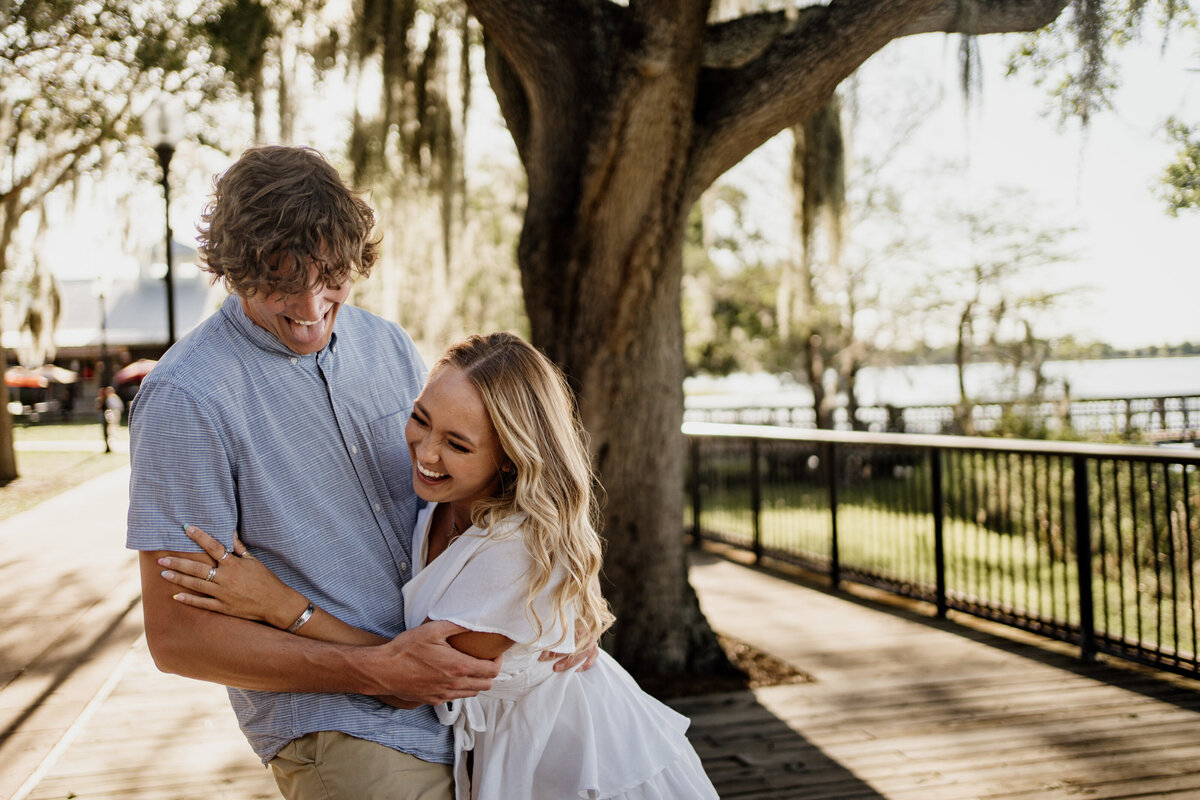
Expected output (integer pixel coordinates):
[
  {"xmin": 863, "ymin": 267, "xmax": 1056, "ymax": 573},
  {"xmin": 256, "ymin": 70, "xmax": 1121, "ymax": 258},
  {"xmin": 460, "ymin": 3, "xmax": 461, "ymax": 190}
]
[{"xmin": 219, "ymin": 293, "xmax": 339, "ymax": 360}]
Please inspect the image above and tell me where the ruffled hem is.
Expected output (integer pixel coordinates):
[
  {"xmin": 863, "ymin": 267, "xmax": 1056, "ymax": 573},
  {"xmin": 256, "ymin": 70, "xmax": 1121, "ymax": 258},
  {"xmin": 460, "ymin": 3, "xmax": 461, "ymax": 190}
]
[
  {"xmin": 454, "ymin": 653, "xmax": 717, "ymax": 800},
  {"xmin": 588, "ymin": 742, "xmax": 719, "ymax": 800}
]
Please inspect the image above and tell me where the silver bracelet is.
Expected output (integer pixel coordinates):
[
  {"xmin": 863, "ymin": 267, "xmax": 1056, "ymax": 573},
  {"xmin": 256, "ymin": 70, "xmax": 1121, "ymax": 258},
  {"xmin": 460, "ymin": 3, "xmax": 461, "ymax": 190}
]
[{"xmin": 285, "ymin": 601, "xmax": 315, "ymax": 633}]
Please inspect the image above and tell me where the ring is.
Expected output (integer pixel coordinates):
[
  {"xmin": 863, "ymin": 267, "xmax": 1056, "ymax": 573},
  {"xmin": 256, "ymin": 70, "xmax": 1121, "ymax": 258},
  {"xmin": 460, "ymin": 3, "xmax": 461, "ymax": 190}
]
[
  {"xmin": 205, "ymin": 565, "xmax": 218, "ymax": 582},
  {"xmin": 219, "ymin": 549, "xmax": 232, "ymax": 561}
]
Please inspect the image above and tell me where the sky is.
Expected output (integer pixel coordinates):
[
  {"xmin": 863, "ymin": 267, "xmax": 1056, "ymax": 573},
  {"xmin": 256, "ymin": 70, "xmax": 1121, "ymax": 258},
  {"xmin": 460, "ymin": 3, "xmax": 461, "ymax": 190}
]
[
  {"xmin": 720, "ymin": 29, "xmax": 1200, "ymax": 351},
  {"xmin": 29, "ymin": 20, "xmax": 1200, "ymax": 353},
  {"xmin": 940, "ymin": 32, "xmax": 1200, "ymax": 351}
]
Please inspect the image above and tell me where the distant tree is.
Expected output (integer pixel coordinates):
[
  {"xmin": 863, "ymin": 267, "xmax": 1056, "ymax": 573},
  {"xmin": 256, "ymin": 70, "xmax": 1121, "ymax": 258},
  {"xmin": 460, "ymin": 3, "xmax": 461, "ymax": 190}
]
[
  {"xmin": 782, "ymin": 95, "xmax": 847, "ymax": 429},
  {"xmin": 914, "ymin": 191, "xmax": 1080, "ymax": 433},
  {"xmin": 0, "ymin": 0, "xmax": 216, "ymax": 482},
  {"xmin": 1160, "ymin": 117, "xmax": 1200, "ymax": 215},
  {"xmin": 683, "ymin": 184, "xmax": 778, "ymax": 376},
  {"xmin": 1008, "ymin": 2, "xmax": 1198, "ymax": 211},
  {"xmin": 340, "ymin": 1, "xmax": 480, "ymax": 348},
  {"xmin": 203, "ymin": 0, "xmax": 523, "ymax": 350},
  {"xmin": 774, "ymin": 52, "xmax": 942, "ymax": 430},
  {"xmin": 8, "ymin": 260, "xmax": 61, "ymax": 370}
]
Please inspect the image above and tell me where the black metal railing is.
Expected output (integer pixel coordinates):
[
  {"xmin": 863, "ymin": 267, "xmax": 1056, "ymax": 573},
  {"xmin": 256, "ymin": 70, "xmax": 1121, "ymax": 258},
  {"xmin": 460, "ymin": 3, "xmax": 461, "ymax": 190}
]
[{"xmin": 685, "ymin": 422, "xmax": 1200, "ymax": 679}]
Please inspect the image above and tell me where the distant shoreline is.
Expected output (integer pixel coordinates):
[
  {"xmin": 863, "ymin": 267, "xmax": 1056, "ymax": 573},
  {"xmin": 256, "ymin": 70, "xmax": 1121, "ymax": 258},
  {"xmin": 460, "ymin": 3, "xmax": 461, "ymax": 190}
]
[{"xmin": 686, "ymin": 355, "xmax": 1200, "ymax": 409}]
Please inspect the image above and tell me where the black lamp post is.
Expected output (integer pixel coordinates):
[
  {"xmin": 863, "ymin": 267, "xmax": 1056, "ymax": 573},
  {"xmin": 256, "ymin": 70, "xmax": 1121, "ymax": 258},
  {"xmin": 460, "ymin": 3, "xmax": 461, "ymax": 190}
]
[
  {"xmin": 92, "ymin": 277, "xmax": 110, "ymax": 386},
  {"xmin": 145, "ymin": 99, "xmax": 183, "ymax": 348},
  {"xmin": 92, "ymin": 276, "xmax": 111, "ymax": 453}
]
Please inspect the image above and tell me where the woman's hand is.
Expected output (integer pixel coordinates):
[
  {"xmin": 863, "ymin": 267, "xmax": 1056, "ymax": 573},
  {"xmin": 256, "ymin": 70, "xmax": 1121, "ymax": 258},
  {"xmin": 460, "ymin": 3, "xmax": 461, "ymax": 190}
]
[
  {"xmin": 157, "ymin": 525, "xmax": 309, "ymax": 630},
  {"xmin": 540, "ymin": 639, "xmax": 601, "ymax": 672}
]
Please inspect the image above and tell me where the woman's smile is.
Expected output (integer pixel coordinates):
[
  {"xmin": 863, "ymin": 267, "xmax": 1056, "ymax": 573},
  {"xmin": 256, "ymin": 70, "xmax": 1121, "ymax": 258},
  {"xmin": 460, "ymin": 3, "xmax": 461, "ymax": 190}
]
[{"xmin": 416, "ymin": 460, "xmax": 450, "ymax": 484}]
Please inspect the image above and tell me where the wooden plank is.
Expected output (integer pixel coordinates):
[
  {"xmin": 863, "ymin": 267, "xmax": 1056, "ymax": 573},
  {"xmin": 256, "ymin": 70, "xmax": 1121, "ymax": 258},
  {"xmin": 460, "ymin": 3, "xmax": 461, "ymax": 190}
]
[{"xmin": 686, "ymin": 553, "xmax": 1200, "ymax": 800}]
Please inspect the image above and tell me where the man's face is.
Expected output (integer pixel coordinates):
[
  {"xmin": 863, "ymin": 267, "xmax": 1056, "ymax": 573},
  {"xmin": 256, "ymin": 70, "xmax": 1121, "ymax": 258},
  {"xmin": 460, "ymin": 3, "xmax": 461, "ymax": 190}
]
[{"xmin": 241, "ymin": 261, "xmax": 351, "ymax": 355}]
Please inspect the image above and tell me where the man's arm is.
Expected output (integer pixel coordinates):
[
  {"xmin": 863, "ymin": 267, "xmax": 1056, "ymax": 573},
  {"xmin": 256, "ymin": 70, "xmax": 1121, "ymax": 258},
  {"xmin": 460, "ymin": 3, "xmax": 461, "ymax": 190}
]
[{"xmin": 139, "ymin": 550, "xmax": 499, "ymax": 703}]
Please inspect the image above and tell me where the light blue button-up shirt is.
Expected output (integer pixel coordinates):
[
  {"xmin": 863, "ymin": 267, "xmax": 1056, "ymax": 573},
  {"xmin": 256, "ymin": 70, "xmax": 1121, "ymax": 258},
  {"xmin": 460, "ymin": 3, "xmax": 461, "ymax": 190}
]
[{"xmin": 126, "ymin": 294, "xmax": 450, "ymax": 764}]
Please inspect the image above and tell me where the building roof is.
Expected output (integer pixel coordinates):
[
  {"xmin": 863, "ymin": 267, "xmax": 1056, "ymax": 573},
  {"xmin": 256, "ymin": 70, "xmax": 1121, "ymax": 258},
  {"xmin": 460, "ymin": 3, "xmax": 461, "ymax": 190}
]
[{"xmin": 2, "ymin": 271, "xmax": 227, "ymax": 352}]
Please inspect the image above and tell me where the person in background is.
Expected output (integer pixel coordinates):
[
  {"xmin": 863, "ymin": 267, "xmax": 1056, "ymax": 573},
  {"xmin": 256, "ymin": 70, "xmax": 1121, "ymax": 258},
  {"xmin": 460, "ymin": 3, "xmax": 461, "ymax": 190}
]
[{"xmin": 97, "ymin": 385, "xmax": 121, "ymax": 452}]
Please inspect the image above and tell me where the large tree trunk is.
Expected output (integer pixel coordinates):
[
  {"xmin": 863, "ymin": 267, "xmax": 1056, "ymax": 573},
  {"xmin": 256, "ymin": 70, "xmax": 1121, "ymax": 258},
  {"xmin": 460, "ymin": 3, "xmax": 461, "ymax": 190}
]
[
  {"xmin": 0, "ymin": 347, "xmax": 15, "ymax": 483},
  {"xmin": 1, "ymin": 212, "xmax": 18, "ymax": 482},
  {"xmin": 463, "ymin": 0, "xmax": 1071, "ymax": 678},
  {"xmin": 476, "ymin": 2, "xmax": 732, "ymax": 678}
]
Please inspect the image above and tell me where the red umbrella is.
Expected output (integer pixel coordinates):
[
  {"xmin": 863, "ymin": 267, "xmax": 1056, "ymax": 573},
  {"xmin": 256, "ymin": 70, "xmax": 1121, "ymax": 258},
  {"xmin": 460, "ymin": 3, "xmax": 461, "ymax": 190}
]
[
  {"xmin": 113, "ymin": 359, "xmax": 158, "ymax": 386},
  {"xmin": 5, "ymin": 366, "xmax": 46, "ymax": 389},
  {"xmin": 36, "ymin": 364, "xmax": 78, "ymax": 384}
]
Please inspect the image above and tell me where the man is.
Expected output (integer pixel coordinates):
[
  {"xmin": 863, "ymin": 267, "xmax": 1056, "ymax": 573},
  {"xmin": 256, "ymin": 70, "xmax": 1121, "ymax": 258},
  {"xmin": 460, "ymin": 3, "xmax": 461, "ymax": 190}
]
[{"xmin": 127, "ymin": 145, "xmax": 498, "ymax": 799}]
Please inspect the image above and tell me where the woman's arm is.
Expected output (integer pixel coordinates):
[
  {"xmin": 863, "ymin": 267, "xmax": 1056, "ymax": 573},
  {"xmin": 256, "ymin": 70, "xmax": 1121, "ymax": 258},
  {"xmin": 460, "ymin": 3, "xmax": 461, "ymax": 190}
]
[
  {"xmin": 161, "ymin": 526, "xmax": 514, "ymax": 701},
  {"xmin": 141, "ymin": 549, "xmax": 499, "ymax": 703},
  {"xmin": 446, "ymin": 629, "xmax": 514, "ymax": 661},
  {"xmin": 158, "ymin": 526, "xmax": 387, "ymax": 646}
]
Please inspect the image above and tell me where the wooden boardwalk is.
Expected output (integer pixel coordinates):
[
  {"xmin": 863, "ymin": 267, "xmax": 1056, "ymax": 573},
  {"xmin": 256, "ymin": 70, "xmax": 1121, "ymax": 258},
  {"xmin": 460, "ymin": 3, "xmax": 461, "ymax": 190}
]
[
  {"xmin": 4, "ymin": 467, "xmax": 1200, "ymax": 799},
  {"xmin": 682, "ymin": 550, "xmax": 1200, "ymax": 799}
]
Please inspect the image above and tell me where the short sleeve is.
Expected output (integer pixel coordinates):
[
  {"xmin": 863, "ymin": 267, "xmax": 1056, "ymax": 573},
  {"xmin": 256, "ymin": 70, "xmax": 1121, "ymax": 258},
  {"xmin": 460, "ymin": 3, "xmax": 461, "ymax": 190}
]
[
  {"xmin": 126, "ymin": 380, "xmax": 238, "ymax": 553},
  {"xmin": 426, "ymin": 532, "xmax": 573, "ymax": 650}
]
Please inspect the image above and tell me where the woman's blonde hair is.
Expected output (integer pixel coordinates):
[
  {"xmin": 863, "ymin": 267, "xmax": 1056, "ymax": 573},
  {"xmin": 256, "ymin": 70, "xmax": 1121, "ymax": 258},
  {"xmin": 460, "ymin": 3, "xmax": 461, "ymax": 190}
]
[{"xmin": 435, "ymin": 332, "xmax": 614, "ymax": 652}]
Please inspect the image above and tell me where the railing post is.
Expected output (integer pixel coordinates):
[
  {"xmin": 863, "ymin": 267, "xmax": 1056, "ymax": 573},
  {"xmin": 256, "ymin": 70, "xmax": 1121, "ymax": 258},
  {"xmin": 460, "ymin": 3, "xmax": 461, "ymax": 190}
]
[
  {"xmin": 824, "ymin": 441, "xmax": 840, "ymax": 590},
  {"xmin": 931, "ymin": 447, "xmax": 948, "ymax": 619},
  {"xmin": 1073, "ymin": 454, "xmax": 1097, "ymax": 663},
  {"xmin": 750, "ymin": 438, "xmax": 762, "ymax": 563},
  {"xmin": 689, "ymin": 438, "xmax": 702, "ymax": 548}
]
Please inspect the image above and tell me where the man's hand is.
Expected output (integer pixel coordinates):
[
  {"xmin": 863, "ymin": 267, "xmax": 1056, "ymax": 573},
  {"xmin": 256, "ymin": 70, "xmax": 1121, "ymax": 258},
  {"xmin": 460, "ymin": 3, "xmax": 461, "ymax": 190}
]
[{"xmin": 361, "ymin": 620, "xmax": 500, "ymax": 706}]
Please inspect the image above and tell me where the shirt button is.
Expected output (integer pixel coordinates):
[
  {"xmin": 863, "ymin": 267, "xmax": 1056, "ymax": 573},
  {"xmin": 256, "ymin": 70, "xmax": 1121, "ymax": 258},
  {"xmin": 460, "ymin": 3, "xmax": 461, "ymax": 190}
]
[
  {"xmin": 400, "ymin": 561, "xmax": 409, "ymax": 573},
  {"xmin": 373, "ymin": 502, "xmax": 381, "ymax": 512},
  {"xmin": 289, "ymin": 357, "xmax": 298, "ymax": 365},
  {"xmin": 351, "ymin": 445, "xmax": 359, "ymax": 454}
]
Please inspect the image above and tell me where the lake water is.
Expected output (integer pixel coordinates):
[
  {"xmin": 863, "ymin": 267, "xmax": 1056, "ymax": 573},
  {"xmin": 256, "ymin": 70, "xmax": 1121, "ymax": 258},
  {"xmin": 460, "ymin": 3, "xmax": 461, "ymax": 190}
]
[{"xmin": 685, "ymin": 356, "xmax": 1200, "ymax": 410}]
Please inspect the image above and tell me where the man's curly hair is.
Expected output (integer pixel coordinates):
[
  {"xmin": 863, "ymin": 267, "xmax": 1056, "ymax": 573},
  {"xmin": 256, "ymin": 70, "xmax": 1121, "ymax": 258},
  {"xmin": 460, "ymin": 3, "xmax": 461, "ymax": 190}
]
[{"xmin": 196, "ymin": 146, "xmax": 381, "ymax": 297}]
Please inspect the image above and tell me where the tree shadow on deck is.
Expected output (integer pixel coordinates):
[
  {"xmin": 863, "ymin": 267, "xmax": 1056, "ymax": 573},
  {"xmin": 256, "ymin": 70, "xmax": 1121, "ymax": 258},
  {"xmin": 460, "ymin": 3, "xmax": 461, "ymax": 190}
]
[
  {"xmin": 671, "ymin": 689, "xmax": 888, "ymax": 800},
  {"xmin": 714, "ymin": 546, "xmax": 1200, "ymax": 715}
]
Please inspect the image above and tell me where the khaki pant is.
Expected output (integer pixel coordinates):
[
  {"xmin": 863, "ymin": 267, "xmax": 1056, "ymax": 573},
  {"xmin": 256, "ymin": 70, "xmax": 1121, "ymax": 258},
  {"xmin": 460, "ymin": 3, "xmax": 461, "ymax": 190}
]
[{"xmin": 270, "ymin": 731, "xmax": 453, "ymax": 800}]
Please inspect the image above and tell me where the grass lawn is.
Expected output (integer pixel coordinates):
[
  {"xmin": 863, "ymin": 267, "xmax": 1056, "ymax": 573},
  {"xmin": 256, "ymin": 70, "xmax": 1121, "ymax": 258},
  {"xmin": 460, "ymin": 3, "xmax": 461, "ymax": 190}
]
[
  {"xmin": 692, "ymin": 490, "xmax": 1198, "ymax": 659},
  {"xmin": 0, "ymin": 418, "xmax": 130, "ymax": 521}
]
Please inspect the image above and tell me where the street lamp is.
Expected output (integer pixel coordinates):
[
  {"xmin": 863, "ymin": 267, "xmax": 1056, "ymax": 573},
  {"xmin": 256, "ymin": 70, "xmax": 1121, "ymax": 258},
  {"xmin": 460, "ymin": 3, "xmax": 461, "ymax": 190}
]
[
  {"xmin": 144, "ymin": 99, "xmax": 184, "ymax": 348},
  {"xmin": 91, "ymin": 275, "xmax": 112, "ymax": 453},
  {"xmin": 91, "ymin": 276, "xmax": 112, "ymax": 387}
]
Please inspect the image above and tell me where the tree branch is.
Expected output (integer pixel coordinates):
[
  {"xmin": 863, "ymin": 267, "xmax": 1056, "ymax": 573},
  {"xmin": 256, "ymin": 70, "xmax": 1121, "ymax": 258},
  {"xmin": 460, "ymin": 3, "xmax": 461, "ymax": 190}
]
[
  {"xmin": 702, "ymin": 8, "xmax": 816, "ymax": 69},
  {"xmin": 465, "ymin": 0, "xmax": 619, "ymax": 120},
  {"xmin": 466, "ymin": 0, "xmax": 621, "ymax": 193},
  {"xmin": 902, "ymin": 0, "xmax": 1071, "ymax": 36},
  {"xmin": 686, "ymin": 0, "xmax": 1070, "ymax": 204},
  {"xmin": 688, "ymin": 0, "xmax": 940, "ymax": 204}
]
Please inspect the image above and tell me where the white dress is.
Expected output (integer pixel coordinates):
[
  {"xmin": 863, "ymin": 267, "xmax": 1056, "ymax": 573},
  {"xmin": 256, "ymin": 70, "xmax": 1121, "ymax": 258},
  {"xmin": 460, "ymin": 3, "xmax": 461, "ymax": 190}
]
[{"xmin": 403, "ymin": 504, "xmax": 720, "ymax": 800}]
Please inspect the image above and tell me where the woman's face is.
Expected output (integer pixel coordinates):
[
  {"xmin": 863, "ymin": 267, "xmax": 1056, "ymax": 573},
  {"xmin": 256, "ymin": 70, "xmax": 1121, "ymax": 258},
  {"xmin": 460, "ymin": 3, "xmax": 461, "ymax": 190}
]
[{"xmin": 405, "ymin": 366, "xmax": 509, "ymax": 509}]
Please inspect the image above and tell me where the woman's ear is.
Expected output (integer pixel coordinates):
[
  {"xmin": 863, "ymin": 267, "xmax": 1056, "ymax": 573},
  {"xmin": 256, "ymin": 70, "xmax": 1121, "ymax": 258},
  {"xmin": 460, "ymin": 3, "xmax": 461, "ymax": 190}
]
[{"xmin": 499, "ymin": 462, "xmax": 517, "ymax": 492}]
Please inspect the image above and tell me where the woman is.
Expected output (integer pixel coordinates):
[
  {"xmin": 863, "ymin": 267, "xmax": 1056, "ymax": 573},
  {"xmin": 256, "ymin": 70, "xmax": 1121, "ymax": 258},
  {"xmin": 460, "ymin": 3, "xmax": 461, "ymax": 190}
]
[{"xmin": 159, "ymin": 332, "xmax": 719, "ymax": 799}]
